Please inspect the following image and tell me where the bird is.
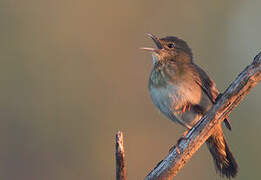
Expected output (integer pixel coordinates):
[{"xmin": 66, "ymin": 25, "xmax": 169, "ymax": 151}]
[{"xmin": 141, "ymin": 33, "xmax": 238, "ymax": 178}]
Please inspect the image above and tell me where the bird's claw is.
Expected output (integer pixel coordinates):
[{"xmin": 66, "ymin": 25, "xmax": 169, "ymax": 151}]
[{"xmin": 169, "ymin": 135, "xmax": 188, "ymax": 155}]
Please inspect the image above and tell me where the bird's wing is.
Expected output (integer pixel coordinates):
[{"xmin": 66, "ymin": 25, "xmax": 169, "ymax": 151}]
[{"xmin": 193, "ymin": 64, "xmax": 232, "ymax": 130}]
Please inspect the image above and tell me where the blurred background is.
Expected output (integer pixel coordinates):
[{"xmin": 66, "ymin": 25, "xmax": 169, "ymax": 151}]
[{"xmin": 1, "ymin": 0, "xmax": 261, "ymax": 179}]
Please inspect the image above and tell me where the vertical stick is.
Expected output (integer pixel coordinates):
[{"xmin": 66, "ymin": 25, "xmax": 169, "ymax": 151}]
[{"xmin": 116, "ymin": 131, "xmax": 127, "ymax": 180}]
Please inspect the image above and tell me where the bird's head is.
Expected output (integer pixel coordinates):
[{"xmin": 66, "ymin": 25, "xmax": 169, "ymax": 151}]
[{"xmin": 141, "ymin": 33, "xmax": 193, "ymax": 64}]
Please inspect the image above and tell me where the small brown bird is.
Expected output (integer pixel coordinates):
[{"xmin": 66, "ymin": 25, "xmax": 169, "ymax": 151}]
[{"xmin": 141, "ymin": 34, "xmax": 238, "ymax": 178}]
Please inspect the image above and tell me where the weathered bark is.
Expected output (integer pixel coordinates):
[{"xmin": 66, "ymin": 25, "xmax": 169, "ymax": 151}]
[{"xmin": 116, "ymin": 131, "xmax": 127, "ymax": 180}]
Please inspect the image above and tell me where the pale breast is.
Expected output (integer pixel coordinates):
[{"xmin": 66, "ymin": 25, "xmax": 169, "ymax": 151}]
[
  {"xmin": 149, "ymin": 82, "xmax": 192, "ymax": 128},
  {"xmin": 149, "ymin": 76, "xmax": 213, "ymax": 129}
]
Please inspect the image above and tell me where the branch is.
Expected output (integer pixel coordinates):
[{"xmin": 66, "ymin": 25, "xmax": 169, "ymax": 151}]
[
  {"xmin": 145, "ymin": 51, "xmax": 261, "ymax": 180},
  {"xmin": 116, "ymin": 131, "xmax": 127, "ymax": 180}
]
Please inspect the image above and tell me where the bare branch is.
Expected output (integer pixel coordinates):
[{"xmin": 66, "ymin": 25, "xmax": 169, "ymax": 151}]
[
  {"xmin": 116, "ymin": 131, "xmax": 127, "ymax": 180},
  {"xmin": 145, "ymin": 51, "xmax": 261, "ymax": 180}
]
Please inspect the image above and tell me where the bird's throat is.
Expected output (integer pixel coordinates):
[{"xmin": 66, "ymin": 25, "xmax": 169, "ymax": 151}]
[{"xmin": 150, "ymin": 62, "xmax": 179, "ymax": 88}]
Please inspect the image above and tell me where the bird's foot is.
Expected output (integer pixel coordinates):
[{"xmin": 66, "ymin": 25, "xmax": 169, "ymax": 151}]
[
  {"xmin": 169, "ymin": 144, "xmax": 180, "ymax": 154},
  {"xmin": 169, "ymin": 133, "xmax": 188, "ymax": 154}
]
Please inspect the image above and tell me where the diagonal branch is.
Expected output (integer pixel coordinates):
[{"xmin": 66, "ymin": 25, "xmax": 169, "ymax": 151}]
[
  {"xmin": 145, "ymin": 51, "xmax": 261, "ymax": 180},
  {"xmin": 116, "ymin": 131, "xmax": 127, "ymax": 180}
]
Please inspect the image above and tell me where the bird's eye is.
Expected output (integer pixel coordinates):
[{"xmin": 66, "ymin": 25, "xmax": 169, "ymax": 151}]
[{"xmin": 167, "ymin": 43, "xmax": 174, "ymax": 48}]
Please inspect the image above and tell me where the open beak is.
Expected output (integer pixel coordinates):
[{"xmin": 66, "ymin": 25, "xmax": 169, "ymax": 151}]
[
  {"xmin": 146, "ymin": 33, "xmax": 162, "ymax": 49},
  {"xmin": 140, "ymin": 33, "xmax": 162, "ymax": 53}
]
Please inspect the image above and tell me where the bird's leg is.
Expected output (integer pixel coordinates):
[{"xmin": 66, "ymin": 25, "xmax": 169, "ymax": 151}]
[
  {"xmin": 182, "ymin": 104, "xmax": 187, "ymax": 113},
  {"xmin": 182, "ymin": 103, "xmax": 191, "ymax": 113},
  {"xmin": 187, "ymin": 103, "xmax": 191, "ymax": 111}
]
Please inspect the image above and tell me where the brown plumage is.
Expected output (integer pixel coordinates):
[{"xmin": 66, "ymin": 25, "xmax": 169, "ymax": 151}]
[{"xmin": 142, "ymin": 34, "xmax": 238, "ymax": 178}]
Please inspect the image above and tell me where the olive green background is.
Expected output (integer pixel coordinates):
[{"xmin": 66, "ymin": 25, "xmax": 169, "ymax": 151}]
[{"xmin": 1, "ymin": 0, "xmax": 261, "ymax": 179}]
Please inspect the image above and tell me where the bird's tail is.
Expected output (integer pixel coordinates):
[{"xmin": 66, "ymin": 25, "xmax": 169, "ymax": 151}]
[{"xmin": 206, "ymin": 125, "xmax": 238, "ymax": 179}]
